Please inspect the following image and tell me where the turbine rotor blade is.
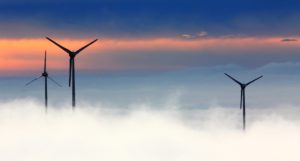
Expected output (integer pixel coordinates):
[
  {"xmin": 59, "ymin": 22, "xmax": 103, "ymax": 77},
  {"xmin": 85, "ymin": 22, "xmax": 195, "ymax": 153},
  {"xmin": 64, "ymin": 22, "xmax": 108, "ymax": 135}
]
[
  {"xmin": 25, "ymin": 76, "xmax": 42, "ymax": 86},
  {"xmin": 246, "ymin": 75, "xmax": 263, "ymax": 86},
  {"xmin": 69, "ymin": 58, "xmax": 72, "ymax": 87},
  {"xmin": 243, "ymin": 89, "xmax": 246, "ymax": 110},
  {"xmin": 46, "ymin": 37, "xmax": 72, "ymax": 54},
  {"xmin": 240, "ymin": 89, "xmax": 243, "ymax": 110},
  {"xmin": 75, "ymin": 39, "xmax": 98, "ymax": 54},
  {"xmin": 44, "ymin": 51, "xmax": 47, "ymax": 72},
  {"xmin": 224, "ymin": 73, "xmax": 242, "ymax": 85},
  {"xmin": 48, "ymin": 76, "xmax": 62, "ymax": 87}
]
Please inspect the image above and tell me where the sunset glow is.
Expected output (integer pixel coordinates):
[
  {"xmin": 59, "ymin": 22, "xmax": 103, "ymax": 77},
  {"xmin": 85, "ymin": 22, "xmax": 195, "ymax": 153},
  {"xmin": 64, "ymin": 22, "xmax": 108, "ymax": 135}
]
[{"xmin": 0, "ymin": 37, "xmax": 299, "ymax": 75}]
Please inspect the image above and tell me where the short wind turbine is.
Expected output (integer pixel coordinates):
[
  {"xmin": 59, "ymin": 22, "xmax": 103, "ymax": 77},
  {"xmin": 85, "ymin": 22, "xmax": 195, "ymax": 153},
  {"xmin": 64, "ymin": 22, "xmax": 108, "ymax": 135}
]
[
  {"xmin": 25, "ymin": 51, "xmax": 62, "ymax": 112},
  {"xmin": 224, "ymin": 73, "xmax": 263, "ymax": 131},
  {"xmin": 46, "ymin": 37, "xmax": 98, "ymax": 109}
]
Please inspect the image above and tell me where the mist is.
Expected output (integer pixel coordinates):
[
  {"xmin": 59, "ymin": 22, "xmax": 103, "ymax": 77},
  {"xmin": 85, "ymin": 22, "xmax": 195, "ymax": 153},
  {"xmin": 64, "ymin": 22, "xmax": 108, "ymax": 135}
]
[
  {"xmin": 3, "ymin": 62, "xmax": 300, "ymax": 109},
  {"xmin": 0, "ymin": 63, "xmax": 299, "ymax": 161},
  {"xmin": 0, "ymin": 99, "xmax": 299, "ymax": 161}
]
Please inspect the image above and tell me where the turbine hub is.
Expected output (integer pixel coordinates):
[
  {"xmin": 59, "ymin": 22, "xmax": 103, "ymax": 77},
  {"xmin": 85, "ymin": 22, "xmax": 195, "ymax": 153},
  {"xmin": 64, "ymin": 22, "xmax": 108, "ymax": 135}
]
[
  {"xmin": 42, "ymin": 72, "xmax": 48, "ymax": 77},
  {"xmin": 241, "ymin": 84, "xmax": 246, "ymax": 89},
  {"xmin": 70, "ymin": 53, "xmax": 76, "ymax": 58}
]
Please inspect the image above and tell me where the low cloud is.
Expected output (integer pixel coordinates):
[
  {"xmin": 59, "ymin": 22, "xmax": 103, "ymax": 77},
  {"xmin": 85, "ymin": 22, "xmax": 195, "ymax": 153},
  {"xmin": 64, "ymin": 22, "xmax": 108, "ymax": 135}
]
[{"xmin": 0, "ymin": 99, "xmax": 299, "ymax": 161}]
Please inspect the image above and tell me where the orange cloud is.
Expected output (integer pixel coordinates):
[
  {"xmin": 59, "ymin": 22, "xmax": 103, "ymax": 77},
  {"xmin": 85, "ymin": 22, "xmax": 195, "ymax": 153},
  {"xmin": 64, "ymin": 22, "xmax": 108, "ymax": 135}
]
[{"xmin": 0, "ymin": 37, "xmax": 299, "ymax": 75}]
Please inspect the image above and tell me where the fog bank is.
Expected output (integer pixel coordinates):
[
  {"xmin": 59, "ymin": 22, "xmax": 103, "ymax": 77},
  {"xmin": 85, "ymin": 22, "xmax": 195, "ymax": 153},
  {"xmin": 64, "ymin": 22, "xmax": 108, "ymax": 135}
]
[{"xmin": 0, "ymin": 100, "xmax": 299, "ymax": 161}]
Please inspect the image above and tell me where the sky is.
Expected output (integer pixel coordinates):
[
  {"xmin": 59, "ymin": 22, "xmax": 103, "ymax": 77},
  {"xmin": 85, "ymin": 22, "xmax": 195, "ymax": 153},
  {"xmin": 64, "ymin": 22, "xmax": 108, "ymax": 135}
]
[
  {"xmin": 0, "ymin": 0, "xmax": 299, "ymax": 108},
  {"xmin": 0, "ymin": 0, "xmax": 300, "ymax": 74},
  {"xmin": 1, "ymin": 0, "xmax": 300, "ymax": 38}
]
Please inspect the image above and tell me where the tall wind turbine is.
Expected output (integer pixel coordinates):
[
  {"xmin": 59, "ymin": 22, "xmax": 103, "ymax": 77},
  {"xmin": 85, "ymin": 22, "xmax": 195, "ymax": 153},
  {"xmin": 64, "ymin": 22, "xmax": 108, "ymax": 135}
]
[
  {"xmin": 25, "ymin": 51, "xmax": 62, "ymax": 112},
  {"xmin": 224, "ymin": 73, "xmax": 263, "ymax": 130},
  {"xmin": 46, "ymin": 37, "xmax": 98, "ymax": 109}
]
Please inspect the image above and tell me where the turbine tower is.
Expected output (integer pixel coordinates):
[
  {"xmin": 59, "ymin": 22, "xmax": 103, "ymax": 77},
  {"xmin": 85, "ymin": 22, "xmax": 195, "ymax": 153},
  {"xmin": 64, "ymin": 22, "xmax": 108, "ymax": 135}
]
[
  {"xmin": 46, "ymin": 37, "xmax": 98, "ymax": 109},
  {"xmin": 224, "ymin": 73, "xmax": 263, "ymax": 131},
  {"xmin": 25, "ymin": 51, "xmax": 61, "ymax": 112}
]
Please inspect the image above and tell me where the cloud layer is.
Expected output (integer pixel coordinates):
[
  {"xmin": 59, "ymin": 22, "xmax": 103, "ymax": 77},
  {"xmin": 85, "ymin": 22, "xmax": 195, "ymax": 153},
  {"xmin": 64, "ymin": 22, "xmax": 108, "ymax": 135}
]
[{"xmin": 0, "ymin": 100, "xmax": 299, "ymax": 161}]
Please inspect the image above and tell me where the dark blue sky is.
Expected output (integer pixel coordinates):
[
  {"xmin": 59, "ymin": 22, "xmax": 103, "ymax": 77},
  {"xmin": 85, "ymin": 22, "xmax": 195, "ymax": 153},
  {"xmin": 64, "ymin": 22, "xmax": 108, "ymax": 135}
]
[{"xmin": 1, "ymin": 0, "xmax": 300, "ymax": 38}]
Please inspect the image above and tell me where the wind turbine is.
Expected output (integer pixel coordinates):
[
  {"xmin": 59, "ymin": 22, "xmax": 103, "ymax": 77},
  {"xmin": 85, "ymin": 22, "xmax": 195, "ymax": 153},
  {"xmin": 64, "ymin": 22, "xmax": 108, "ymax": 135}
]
[
  {"xmin": 224, "ymin": 73, "xmax": 263, "ymax": 131},
  {"xmin": 25, "ymin": 51, "xmax": 62, "ymax": 112},
  {"xmin": 46, "ymin": 37, "xmax": 98, "ymax": 109}
]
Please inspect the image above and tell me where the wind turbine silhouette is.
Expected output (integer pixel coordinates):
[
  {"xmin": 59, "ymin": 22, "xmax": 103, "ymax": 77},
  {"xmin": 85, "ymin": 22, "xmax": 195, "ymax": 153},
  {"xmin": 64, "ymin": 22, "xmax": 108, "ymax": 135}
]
[
  {"xmin": 224, "ymin": 73, "xmax": 263, "ymax": 131},
  {"xmin": 25, "ymin": 51, "xmax": 62, "ymax": 112},
  {"xmin": 46, "ymin": 37, "xmax": 98, "ymax": 109}
]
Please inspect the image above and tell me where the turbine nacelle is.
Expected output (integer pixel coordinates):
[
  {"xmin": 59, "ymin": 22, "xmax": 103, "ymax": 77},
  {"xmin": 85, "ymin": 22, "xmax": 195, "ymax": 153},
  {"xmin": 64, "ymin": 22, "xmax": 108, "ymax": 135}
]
[
  {"xmin": 42, "ymin": 72, "xmax": 48, "ymax": 77},
  {"xmin": 69, "ymin": 53, "xmax": 76, "ymax": 58},
  {"xmin": 240, "ymin": 84, "xmax": 247, "ymax": 89}
]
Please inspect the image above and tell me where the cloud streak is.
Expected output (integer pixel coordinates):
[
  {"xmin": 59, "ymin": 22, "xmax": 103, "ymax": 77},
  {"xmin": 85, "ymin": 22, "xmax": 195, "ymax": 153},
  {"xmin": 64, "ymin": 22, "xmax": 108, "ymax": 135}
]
[{"xmin": 282, "ymin": 38, "xmax": 298, "ymax": 42}]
